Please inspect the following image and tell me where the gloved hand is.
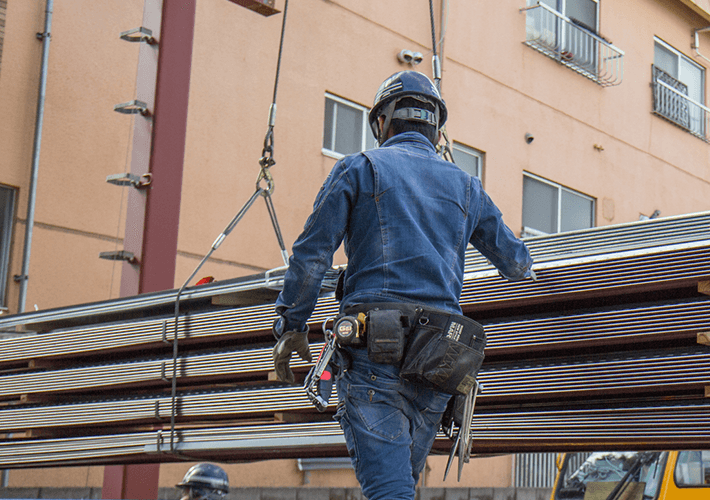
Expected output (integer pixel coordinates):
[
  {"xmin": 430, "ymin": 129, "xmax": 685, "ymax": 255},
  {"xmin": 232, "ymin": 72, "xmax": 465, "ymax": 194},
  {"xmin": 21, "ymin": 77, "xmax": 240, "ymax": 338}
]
[{"xmin": 273, "ymin": 330, "xmax": 312, "ymax": 383}]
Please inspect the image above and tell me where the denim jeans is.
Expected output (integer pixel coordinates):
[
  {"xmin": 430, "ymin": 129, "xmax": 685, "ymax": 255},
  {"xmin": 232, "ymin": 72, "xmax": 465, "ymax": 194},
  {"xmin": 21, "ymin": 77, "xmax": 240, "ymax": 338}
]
[{"xmin": 335, "ymin": 347, "xmax": 451, "ymax": 500}]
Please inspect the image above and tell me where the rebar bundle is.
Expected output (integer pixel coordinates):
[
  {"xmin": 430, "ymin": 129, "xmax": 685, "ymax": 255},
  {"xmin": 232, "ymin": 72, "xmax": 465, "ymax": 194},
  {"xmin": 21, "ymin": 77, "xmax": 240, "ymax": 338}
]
[{"xmin": 0, "ymin": 212, "xmax": 709, "ymax": 468}]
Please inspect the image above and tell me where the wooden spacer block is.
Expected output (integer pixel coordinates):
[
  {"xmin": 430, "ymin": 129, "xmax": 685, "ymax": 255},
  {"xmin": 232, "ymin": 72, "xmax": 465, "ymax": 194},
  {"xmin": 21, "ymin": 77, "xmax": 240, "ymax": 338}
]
[
  {"xmin": 706, "ymin": 386, "xmax": 710, "ymax": 398},
  {"xmin": 698, "ymin": 332, "xmax": 710, "ymax": 346},
  {"xmin": 699, "ymin": 281, "xmax": 710, "ymax": 296}
]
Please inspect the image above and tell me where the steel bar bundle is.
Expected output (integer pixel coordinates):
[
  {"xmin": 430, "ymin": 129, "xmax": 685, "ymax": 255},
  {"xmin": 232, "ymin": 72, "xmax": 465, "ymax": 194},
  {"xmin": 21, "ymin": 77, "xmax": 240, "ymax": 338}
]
[
  {"xmin": 0, "ymin": 211, "xmax": 709, "ymax": 468},
  {"xmin": 2, "ymin": 400, "xmax": 710, "ymax": 468},
  {"xmin": 1, "ymin": 211, "xmax": 707, "ymax": 333},
  {"xmin": 1, "ymin": 296, "xmax": 708, "ymax": 399}
]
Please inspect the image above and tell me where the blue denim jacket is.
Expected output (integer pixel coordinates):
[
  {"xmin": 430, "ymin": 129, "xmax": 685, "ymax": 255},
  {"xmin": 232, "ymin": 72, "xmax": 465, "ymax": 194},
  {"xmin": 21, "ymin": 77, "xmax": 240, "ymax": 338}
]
[{"xmin": 275, "ymin": 132, "xmax": 533, "ymax": 333}]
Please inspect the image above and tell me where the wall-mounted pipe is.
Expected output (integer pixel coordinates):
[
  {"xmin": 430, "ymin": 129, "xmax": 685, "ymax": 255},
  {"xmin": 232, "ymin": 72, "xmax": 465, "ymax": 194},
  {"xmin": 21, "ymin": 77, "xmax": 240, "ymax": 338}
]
[
  {"xmin": 17, "ymin": 0, "xmax": 53, "ymax": 313},
  {"xmin": 692, "ymin": 26, "xmax": 710, "ymax": 64}
]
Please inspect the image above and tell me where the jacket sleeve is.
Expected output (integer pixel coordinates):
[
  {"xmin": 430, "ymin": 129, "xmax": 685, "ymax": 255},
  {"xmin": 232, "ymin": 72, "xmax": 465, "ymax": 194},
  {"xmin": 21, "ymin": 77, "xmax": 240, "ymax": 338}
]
[
  {"xmin": 274, "ymin": 160, "xmax": 355, "ymax": 334},
  {"xmin": 469, "ymin": 184, "xmax": 533, "ymax": 281}
]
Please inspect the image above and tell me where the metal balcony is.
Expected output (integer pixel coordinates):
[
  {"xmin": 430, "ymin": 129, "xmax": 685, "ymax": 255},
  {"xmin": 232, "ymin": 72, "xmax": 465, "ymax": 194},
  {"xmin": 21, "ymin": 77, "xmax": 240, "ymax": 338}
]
[
  {"xmin": 522, "ymin": 3, "xmax": 624, "ymax": 87},
  {"xmin": 652, "ymin": 65, "xmax": 710, "ymax": 142}
]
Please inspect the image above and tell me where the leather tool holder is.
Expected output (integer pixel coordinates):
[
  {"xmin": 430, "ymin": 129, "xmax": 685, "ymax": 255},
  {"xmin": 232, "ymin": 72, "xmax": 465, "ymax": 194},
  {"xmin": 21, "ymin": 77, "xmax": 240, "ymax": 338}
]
[
  {"xmin": 400, "ymin": 314, "xmax": 486, "ymax": 395},
  {"xmin": 366, "ymin": 309, "xmax": 408, "ymax": 365}
]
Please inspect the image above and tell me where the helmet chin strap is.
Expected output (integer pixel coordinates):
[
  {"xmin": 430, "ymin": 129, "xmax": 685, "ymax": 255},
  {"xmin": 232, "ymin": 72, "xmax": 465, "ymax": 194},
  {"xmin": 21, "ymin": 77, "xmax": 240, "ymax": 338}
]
[{"xmin": 378, "ymin": 100, "xmax": 397, "ymax": 144}]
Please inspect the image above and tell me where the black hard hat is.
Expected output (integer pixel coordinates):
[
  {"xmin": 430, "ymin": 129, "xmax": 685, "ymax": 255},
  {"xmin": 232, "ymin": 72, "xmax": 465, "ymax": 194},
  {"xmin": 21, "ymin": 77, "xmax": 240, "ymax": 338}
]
[
  {"xmin": 176, "ymin": 463, "xmax": 229, "ymax": 500},
  {"xmin": 368, "ymin": 71, "xmax": 448, "ymax": 143}
]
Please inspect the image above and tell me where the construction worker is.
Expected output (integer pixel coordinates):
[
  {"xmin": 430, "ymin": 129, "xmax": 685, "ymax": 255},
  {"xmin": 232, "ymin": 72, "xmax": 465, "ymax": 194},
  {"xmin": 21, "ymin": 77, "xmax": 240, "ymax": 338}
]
[
  {"xmin": 176, "ymin": 463, "xmax": 229, "ymax": 500},
  {"xmin": 272, "ymin": 70, "xmax": 534, "ymax": 500}
]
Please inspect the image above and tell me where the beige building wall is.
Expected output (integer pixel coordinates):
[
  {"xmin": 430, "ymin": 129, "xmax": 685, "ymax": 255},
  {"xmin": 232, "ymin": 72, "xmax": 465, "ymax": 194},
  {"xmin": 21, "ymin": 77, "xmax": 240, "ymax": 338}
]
[
  {"xmin": 6, "ymin": 455, "xmax": 513, "ymax": 490},
  {"xmin": 1, "ymin": 0, "xmax": 709, "ymax": 491}
]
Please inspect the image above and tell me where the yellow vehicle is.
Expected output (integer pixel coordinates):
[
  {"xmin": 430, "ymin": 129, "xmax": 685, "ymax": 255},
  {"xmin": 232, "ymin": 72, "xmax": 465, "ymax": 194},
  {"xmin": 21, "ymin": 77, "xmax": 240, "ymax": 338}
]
[{"xmin": 550, "ymin": 451, "xmax": 710, "ymax": 500}]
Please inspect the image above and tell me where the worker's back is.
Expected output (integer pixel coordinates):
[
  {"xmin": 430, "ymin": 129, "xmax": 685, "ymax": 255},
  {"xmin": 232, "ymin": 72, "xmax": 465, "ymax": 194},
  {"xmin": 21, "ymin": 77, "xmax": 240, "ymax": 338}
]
[{"xmin": 340, "ymin": 131, "xmax": 500, "ymax": 315}]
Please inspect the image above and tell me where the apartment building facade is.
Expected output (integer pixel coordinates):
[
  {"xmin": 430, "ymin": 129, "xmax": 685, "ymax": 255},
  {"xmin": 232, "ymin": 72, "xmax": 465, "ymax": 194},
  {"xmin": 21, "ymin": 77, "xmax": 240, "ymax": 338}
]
[{"xmin": 1, "ymin": 0, "xmax": 709, "ymax": 493}]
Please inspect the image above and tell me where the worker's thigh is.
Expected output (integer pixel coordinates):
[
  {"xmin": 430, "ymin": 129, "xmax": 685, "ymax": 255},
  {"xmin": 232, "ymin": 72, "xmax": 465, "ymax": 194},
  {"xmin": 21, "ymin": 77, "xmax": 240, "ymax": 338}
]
[{"xmin": 335, "ymin": 348, "xmax": 450, "ymax": 500}]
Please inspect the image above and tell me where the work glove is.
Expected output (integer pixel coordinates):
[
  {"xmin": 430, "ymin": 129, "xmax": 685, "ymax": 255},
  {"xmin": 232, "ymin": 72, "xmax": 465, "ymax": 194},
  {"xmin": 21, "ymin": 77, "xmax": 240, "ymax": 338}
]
[{"xmin": 273, "ymin": 329, "xmax": 312, "ymax": 383}]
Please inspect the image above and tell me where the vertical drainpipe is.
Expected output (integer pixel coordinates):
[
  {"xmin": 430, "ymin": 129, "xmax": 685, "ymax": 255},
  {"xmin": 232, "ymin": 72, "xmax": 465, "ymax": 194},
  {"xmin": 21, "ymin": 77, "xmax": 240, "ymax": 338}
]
[{"xmin": 17, "ymin": 0, "xmax": 53, "ymax": 313}]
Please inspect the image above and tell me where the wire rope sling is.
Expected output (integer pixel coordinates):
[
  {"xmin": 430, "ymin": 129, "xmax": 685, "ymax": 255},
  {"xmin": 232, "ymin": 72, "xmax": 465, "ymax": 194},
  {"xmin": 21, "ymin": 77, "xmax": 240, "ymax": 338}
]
[
  {"xmin": 428, "ymin": 0, "xmax": 456, "ymax": 164},
  {"xmin": 165, "ymin": 0, "xmax": 291, "ymax": 456}
]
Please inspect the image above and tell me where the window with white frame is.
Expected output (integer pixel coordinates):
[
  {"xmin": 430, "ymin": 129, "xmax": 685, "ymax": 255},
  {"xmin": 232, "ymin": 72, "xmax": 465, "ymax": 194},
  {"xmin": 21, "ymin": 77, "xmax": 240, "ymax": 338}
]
[
  {"xmin": 652, "ymin": 38, "xmax": 707, "ymax": 140},
  {"xmin": 322, "ymin": 94, "xmax": 376, "ymax": 158},
  {"xmin": 522, "ymin": 173, "xmax": 595, "ymax": 237},
  {"xmin": 451, "ymin": 142, "xmax": 483, "ymax": 179},
  {"xmin": 0, "ymin": 185, "xmax": 17, "ymax": 309}
]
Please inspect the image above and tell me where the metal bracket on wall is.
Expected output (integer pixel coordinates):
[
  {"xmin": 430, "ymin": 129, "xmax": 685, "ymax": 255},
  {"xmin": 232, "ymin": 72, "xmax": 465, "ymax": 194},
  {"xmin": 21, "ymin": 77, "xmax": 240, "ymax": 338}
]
[
  {"xmin": 99, "ymin": 250, "xmax": 138, "ymax": 265},
  {"xmin": 106, "ymin": 173, "xmax": 152, "ymax": 189},
  {"xmin": 119, "ymin": 27, "xmax": 156, "ymax": 44},
  {"xmin": 113, "ymin": 100, "xmax": 150, "ymax": 116},
  {"xmin": 227, "ymin": 0, "xmax": 280, "ymax": 16}
]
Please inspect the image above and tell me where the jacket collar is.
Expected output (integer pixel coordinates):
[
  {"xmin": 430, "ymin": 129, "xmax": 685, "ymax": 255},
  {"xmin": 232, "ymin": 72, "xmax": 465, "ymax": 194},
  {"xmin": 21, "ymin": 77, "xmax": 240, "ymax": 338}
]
[{"xmin": 380, "ymin": 131, "xmax": 436, "ymax": 152}]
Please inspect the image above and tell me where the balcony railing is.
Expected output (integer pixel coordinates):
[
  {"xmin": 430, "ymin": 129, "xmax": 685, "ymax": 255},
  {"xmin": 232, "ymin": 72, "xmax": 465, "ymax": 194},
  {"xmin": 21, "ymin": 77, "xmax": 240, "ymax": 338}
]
[
  {"xmin": 652, "ymin": 65, "xmax": 710, "ymax": 142},
  {"xmin": 522, "ymin": 3, "xmax": 624, "ymax": 87}
]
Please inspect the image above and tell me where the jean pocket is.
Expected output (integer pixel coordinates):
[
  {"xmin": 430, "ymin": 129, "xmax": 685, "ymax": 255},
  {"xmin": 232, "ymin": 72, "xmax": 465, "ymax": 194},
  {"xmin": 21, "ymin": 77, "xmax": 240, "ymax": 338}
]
[{"xmin": 348, "ymin": 384, "xmax": 407, "ymax": 441}]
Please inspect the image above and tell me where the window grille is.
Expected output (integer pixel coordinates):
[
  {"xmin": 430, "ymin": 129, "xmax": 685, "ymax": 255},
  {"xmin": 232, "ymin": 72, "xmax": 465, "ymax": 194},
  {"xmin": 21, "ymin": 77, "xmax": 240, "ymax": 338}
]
[
  {"xmin": 652, "ymin": 65, "xmax": 709, "ymax": 142},
  {"xmin": 522, "ymin": 2, "xmax": 624, "ymax": 86},
  {"xmin": 514, "ymin": 452, "xmax": 558, "ymax": 488}
]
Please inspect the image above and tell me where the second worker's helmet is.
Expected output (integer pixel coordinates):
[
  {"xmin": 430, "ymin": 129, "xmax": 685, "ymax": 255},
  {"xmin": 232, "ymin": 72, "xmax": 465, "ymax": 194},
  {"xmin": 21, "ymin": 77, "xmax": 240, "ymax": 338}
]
[
  {"xmin": 176, "ymin": 463, "xmax": 229, "ymax": 500},
  {"xmin": 368, "ymin": 71, "xmax": 447, "ymax": 143}
]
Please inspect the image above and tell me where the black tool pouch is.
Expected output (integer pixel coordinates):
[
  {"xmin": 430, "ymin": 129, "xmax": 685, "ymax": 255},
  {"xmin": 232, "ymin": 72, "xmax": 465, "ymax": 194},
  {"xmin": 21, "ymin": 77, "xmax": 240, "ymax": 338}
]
[
  {"xmin": 366, "ymin": 309, "xmax": 407, "ymax": 365},
  {"xmin": 399, "ymin": 314, "xmax": 486, "ymax": 395}
]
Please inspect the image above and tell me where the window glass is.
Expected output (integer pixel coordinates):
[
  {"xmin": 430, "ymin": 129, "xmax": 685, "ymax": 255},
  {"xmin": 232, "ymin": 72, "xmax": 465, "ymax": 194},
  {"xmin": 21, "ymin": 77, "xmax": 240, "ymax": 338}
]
[
  {"xmin": 675, "ymin": 451, "xmax": 710, "ymax": 487},
  {"xmin": 0, "ymin": 185, "xmax": 16, "ymax": 308},
  {"xmin": 523, "ymin": 174, "xmax": 595, "ymax": 235},
  {"xmin": 452, "ymin": 143, "xmax": 482, "ymax": 178},
  {"xmin": 323, "ymin": 98, "xmax": 335, "ymax": 151},
  {"xmin": 561, "ymin": 189, "xmax": 594, "ymax": 232},
  {"xmin": 531, "ymin": 0, "xmax": 598, "ymax": 28},
  {"xmin": 567, "ymin": 0, "xmax": 597, "ymax": 29},
  {"xmin": 680, "ymin": 57, "xmax": 704, "ymax": 103},
  {"xmin": 334, "ymin": 102, "xmax": 362, "ymax": 156},
  {"xmin": 654, "ymin": 43, "xmax": 678, "ymax": 79},
  {"xmin": 323, "ymin": 94, "xmax": 373, "ymax": 157},
  {"xmin": 523, "ymin": 176, "xmax": 558, "ymax": 234},
  {"xmin": 554, "ymin": 452, "xmax": 667, "ymax": 500}
]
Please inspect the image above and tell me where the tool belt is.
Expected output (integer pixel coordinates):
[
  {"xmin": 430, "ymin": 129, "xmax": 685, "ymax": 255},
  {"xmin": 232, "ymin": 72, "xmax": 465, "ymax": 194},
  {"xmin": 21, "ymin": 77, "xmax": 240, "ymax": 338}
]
[{"xmin": 341, "ymin": 303, "xmax": 486, "ymax": 396}]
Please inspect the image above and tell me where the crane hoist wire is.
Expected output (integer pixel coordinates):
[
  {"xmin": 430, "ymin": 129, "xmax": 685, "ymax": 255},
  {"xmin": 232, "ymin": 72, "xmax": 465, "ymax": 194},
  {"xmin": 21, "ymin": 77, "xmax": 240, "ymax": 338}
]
[
  {"xmin": 429, "ymin": 0, "xmax": 455, "ymax": 164},
  {"xmin": 167, "ymin": 0, "xmax": 291, "ymax": 457}
]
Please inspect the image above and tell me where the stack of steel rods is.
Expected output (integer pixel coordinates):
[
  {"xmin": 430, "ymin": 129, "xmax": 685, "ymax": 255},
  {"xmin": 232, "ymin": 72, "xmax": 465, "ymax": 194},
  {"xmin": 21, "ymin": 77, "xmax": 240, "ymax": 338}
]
[
  {"xmin": 1, "ymin": 296, "xmax": 708, "ymax": 400},
  {"xmin": 3, "ymin": 399, "xmax": 710, "ymax": 468},
  {"xmin": 0, "ymin": 212, "xmax": 708, "ymax": 468}
]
